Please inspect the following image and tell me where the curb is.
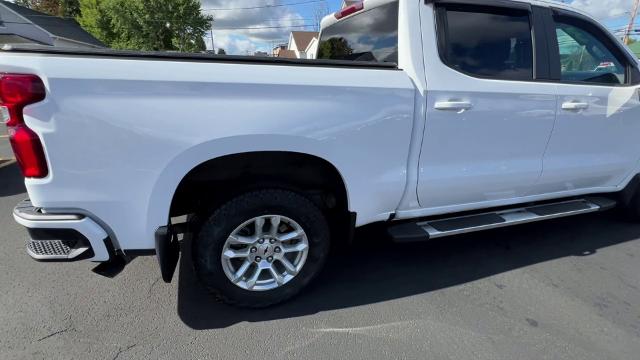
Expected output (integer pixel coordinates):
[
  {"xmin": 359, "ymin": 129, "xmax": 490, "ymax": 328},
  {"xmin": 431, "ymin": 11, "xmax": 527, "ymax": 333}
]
[{"xmin": 0, "ymin": 158, "xmax": 16, "ymax": 169}]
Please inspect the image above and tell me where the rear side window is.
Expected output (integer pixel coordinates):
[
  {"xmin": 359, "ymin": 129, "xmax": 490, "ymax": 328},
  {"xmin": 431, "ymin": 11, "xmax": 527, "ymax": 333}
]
[
  {"xmin": 317, "ymin": 1, "xmax": 398, "ymax": 63},
  {"xmin": 437, "ymin": 5, "xmax": 534, "ymax": 81},
  {"xmin": 554, "ymin": 18, "xmax": 626, "ymax": 85}
]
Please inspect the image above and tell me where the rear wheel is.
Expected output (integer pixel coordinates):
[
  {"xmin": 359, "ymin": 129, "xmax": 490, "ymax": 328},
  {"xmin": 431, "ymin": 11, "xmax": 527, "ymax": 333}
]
[
  {"xmin": 622, "ymin": 189, "xmax": 640, "ymax": 221},
  {"xmin": 193, "ymin": 189, "xmax": 330, "ymax": 308}
]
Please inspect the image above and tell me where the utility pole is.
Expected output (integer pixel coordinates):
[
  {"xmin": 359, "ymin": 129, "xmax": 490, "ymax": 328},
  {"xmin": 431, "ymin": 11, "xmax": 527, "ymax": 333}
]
[
  {"xmin": 210, "ymin": 18, "xmax": 215, "ymax": 52},
  {"xmin": 624, "ymin": 0, "xmax": 640, "ymax": 45}
]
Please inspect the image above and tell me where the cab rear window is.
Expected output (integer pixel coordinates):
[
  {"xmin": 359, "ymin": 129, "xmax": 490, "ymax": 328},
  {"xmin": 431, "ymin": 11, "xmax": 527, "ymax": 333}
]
[{"xmin": 317, "ymin": 1, "xmax": 399, "ymax": 63}]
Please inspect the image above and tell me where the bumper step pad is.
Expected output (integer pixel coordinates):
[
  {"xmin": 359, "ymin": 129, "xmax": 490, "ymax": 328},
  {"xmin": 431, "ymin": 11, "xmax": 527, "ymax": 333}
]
[{"xmin": 27, "ymin": 239, "xmax": 90, "ymax": 261}]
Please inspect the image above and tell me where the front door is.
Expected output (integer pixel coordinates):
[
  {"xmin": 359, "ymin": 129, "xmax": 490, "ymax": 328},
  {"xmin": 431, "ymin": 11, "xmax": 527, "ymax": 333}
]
[{"xmin": 534, "ymin": 9, "xmax": 640, "ymax": 194}]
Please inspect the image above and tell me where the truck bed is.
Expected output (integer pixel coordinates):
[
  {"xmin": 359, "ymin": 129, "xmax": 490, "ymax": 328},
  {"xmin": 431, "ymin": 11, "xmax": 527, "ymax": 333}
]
[{"xmin": 0, "ymin": 44, "xmax": 398, "ymax": 69}]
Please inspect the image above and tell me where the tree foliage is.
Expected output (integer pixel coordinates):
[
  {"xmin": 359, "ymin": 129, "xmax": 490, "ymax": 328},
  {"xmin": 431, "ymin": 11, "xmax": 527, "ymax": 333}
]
[
  {"xmin": 317, "ymin": 37, "xmax": 353, "ymax": 60},
  {"xmin": 15, "ymin": 0, "xmax": 81, "ymax": 17},
  {"xmin": 77, "ymin": 0, "xmax": 212, "ymax": 52}
]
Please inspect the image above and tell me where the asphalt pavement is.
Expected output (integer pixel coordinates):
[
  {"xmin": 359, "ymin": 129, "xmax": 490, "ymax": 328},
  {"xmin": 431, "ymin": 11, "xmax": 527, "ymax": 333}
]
[
  {"xmin": 1, "ymin": 161, "xmax": 639, "ymax": 359},
  {"xmin": 0, "ymin": 134, "xmax": 12, "ymax": 160}
]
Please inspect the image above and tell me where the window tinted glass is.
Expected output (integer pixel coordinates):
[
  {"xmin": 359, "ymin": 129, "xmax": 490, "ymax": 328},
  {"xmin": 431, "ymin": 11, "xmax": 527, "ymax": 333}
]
[
  {"xmin": 317, "ymin": 2, "xmax": 398, "ymax": 63},
  {"xmin": 554, "ymin": 20, "xmax": 625, "ymax": 85},
  {"xmin": 439, "ymin": 6, "xmax": 533, "ymax": 80}
]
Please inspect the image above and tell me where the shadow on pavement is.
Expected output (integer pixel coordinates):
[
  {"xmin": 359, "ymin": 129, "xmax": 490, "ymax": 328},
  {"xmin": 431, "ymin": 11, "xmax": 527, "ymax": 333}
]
[
  {"xmin": 177, "ymin": 210, "xmax": 640, "ymax": 329},
  {"xmin": 0, "ymin": 162, "xmax": 25, "ymax": 197}
]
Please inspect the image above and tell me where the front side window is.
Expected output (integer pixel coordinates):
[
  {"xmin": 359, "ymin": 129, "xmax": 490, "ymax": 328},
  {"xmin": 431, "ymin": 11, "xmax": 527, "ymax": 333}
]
[
  {"xmin": 554, "ymin": 18, "xmax": 626, "ymax": 85},
  {"xmin": 438, "ymin": 5, "xmax": 533, "ymax": 81},
  {"xmin": 317, "ymin": 1, "xmax": 398, "ymax": 63}
]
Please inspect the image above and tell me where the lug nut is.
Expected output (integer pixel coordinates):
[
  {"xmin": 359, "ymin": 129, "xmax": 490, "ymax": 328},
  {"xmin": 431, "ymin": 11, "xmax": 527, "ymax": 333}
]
[
  {"xmin": 269, "ymin": 239, "xmax": 276, "ymax": 244},
  {"xmin": 267, "ymin": 256, "xmax": 274, "ymax": 263},
  {"xmin": 258, "ymin": 239, "xmax": 265, "ymax": 244},
  {"xmin": 255, "ymin": 256, "xmax": 262, "ymax": 263},
  {"xmin": 274, "ymin": 247, "xmax": 281, "ymax": 253},
  {"xmin": 250, "ymin": 247, "xmax": 257, "ymax": 253}
]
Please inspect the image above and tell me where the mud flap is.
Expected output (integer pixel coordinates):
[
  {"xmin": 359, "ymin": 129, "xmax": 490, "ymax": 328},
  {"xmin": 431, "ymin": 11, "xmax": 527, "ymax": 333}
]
[{"xmin": 155, "ymin": 226, "xmax": 180, "ymax": 283}]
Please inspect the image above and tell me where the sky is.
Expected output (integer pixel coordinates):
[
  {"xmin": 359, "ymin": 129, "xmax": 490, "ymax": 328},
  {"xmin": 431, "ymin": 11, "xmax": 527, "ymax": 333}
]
[
  {"xmin": 203, "ymin": 0, "xmax": 639, "ymax": 55},
  {"xmin": 200, "ymin": 0, "xmax": 344, "ymax": 54}
]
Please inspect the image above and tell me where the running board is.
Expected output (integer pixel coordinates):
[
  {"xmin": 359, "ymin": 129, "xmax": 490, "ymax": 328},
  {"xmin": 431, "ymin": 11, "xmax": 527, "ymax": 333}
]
[{"xmin": 388, "ymin": 197, "xmax": 616, "ymax": 242}]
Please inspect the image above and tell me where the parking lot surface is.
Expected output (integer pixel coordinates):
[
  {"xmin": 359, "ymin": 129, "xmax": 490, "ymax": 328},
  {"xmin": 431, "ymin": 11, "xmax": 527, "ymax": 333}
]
[
  {"xmin": 1, "ymin": 161, "xmax": 639, "ymax": 360},
  {"xmin": 0, "ymin": 135, "xmax": 12, "ymax": 160}
]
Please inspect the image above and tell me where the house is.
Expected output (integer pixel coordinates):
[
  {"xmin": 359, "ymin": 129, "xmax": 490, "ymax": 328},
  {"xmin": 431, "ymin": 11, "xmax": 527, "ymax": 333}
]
[
  {"xmin": 284, "ymin": 31, "xmax": 319, "ymax": 59},
  {"xmin": 277, "ymin": 49, "xmax": 297, "ymax": 59},
  {"xmin": 272, "ymin": 44, "xmax": 286, "ymax": 57},
  {"xmin": 0, "ymin": 1, "xmax": 104, "ymax": 48},
  {"xmin": 305, "ymin": 36, "xmax": 319, "ymax": 59},
  {"xmin": 342, "ymin": 0, "xmax": 361, "ymax": 8}
]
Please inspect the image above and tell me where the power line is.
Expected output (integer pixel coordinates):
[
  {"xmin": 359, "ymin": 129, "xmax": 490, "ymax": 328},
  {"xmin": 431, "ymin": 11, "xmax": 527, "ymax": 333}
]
[{"xmin": 202, "ymin": 0, "xmax": 325, "ymax": 11}]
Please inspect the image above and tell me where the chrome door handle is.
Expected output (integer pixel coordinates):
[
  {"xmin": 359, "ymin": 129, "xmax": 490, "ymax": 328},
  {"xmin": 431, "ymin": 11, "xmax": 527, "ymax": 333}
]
[
  {"xmin": 434, "ymin": 101, "xmax": 473, "ymax": 111},
  {"xmin": 562, "ymin": 101, "xmax": 589, "ymax": 111}
]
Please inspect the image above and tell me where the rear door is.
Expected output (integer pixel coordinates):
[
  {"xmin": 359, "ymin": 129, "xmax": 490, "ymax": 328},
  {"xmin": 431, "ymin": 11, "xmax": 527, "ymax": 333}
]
[
  {"xmin": 418, "ymin": 2, "xmax": 557, "ymax": 209},
  {"xmin": 533, "ymin": 9, "xmax": 640, "ymax": 194}
]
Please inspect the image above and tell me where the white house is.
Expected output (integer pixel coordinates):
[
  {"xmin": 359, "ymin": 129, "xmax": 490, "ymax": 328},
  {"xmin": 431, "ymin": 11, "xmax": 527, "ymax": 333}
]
[
  {"xmin": 286, "ymin": 31, "xmax": 318, "ymax": 59},
  {"xmin": 342, "ymin": 0, "xmax": 361, "ymax": 9},
  {"xmin": 305, "ymin": 36, "xmax": 319, "ymax": 59}
]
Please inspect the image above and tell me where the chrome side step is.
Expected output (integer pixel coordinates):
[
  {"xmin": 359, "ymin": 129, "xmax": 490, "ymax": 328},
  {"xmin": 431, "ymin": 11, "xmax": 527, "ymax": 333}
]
[{"xmin": 388, "ymin": 197, "xmax": 616, "ymax": 242}]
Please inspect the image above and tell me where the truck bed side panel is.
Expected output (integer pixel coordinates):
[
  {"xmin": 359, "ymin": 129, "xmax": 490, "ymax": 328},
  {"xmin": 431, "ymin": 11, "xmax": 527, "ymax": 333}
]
[{"xmin": 0, "ymin": 53, "xmax": 416, "ymax": 250}]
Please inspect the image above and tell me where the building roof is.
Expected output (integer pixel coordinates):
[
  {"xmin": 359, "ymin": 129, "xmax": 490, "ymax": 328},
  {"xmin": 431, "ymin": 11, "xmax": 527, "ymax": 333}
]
[
  {"xmin": 290, "ymin": 31, "xmax": 318, "ymax": 52},
  {"xmin": 277, "ymin": 49, "xmax": 297, "ymax": 59},
  {"xmin": 0, "ymin": 1, "xmax": 104, "ymax": 47}
]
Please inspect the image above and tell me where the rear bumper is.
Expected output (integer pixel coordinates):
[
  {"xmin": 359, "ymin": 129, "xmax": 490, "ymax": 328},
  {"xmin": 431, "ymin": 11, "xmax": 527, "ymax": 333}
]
[{"xmin": 13, "ymin": 199, "xmax": 111, "ymax": 262}]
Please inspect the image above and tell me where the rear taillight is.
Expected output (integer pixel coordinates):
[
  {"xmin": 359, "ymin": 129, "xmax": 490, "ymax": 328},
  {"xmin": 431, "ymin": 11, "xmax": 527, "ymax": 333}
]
[
  {"xmin": 1, "ymin": 74, "xmax": 48, "ymax": 178},
  {"xmin": 335, "ymin": 2, "xmax": 364, "ymax": 19}
]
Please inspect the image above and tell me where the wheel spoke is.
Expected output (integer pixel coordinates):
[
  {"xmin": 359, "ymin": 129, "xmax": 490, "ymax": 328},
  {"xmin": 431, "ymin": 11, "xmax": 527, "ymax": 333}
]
[
  {"xmin": 228, "ymin": 234, "xmax": 256, "ymax": 245},
  {"xmin": 223, "ymin": 248, "xmax": 250, "ymax": 259},
  {"xmin": 268, "ymin": 265, "xmax": 285, "ymax": 285},
  {"xmin": 282, "ymin": 243, "xmax": 308, "ymax": 254},
  {"xmin": 222, "ymin": 214, "xmax": 310, "ymax": 291},
  {"xmin": 246, "ymin": 267, "xmax": 262, "ymax": 289},
  {"xmin": 278, "ymin": 230, "xmax": 303, "ymax": 242},
  {"xmin": 255, "ymin": 217, "xmax": 266, "ymax": 237},
  {"xmin": 279, "ymin": 257, "xmax": 298, "ymax": 275},
  {"xmin": 269, "ymin": 216, "xmax": 281, "ymax": 237},
  {"xmin": 232, "ymin": 260, "xmax": 252, "ymax": 282}
]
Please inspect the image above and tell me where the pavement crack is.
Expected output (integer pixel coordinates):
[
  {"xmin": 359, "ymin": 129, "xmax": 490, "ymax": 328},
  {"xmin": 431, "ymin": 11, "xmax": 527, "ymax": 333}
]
[
  {"xmin": 112, "ymin": 344, "xmax": 137, "ymax": 360},
  {"xmin": 37, "ymin": 326, "xmax": 71, "ymax": 342},
  {"xmin": 148, "ymin": 277, "xmax": 162, "ymax": 294}
]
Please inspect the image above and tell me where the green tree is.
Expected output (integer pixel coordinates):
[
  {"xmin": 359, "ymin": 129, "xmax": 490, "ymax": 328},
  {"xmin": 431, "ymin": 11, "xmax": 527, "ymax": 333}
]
[
  {"xmin": 217, "ymin": 48, "xmax": 226, "ymax": 55},
  {"xmin": 317, "ymin": 37, "xmax": 353, "ymax": 60},
  {"xmin": 78, "ymin": 0, "xmax": 212, "ymax": 52},
  {"xmin": 77, "ymin": 0, "xmax": 115, "ymax": 45},
  {"xmin": 15, "ymin": 0, "xmax": 81, "ymax": 17}
]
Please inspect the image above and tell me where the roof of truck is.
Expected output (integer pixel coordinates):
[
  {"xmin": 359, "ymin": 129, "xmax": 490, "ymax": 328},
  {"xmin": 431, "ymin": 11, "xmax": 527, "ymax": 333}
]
[{"xmin": 320, "ymin": 0, "xmax": 594, "ymax": 30}]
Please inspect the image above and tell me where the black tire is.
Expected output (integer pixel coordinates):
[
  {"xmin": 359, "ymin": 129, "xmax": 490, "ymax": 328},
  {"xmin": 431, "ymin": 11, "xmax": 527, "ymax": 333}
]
[
  {"xmin": 622, "ymin": 189, "xmax": 640, "ymax": 221},
  {"xmin": 193, "ymin": 189, "xmax": 330, "ymax": 308}
]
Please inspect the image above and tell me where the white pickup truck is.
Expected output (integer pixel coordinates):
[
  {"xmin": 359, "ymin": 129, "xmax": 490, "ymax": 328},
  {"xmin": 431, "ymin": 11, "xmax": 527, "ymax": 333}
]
[{"xmin": 4, "ymin": 0, "xmax": 640, "ymax": 307}]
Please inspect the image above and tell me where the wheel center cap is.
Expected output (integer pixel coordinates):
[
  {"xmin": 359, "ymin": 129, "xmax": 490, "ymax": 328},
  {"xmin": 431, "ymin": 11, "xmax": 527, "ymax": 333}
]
[{"xmin": 258, "ymin": 244, "xmax": 273, "ymax": 257}]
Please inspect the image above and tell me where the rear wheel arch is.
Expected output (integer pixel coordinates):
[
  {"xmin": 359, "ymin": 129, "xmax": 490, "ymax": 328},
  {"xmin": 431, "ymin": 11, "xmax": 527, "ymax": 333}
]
[{"xmin": 168, "ymin": 151, "xmax": 354, "ymax": 240}]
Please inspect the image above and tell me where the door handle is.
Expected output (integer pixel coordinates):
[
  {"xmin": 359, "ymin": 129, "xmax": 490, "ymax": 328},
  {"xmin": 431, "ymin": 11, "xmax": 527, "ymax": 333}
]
[
  {"xmin": 561, "ymin": 101, "xmax": 589, "ymax": 111},
  {"xmin": 434, "ymin": 101, "xmax": 473, "ymax": 111}
]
